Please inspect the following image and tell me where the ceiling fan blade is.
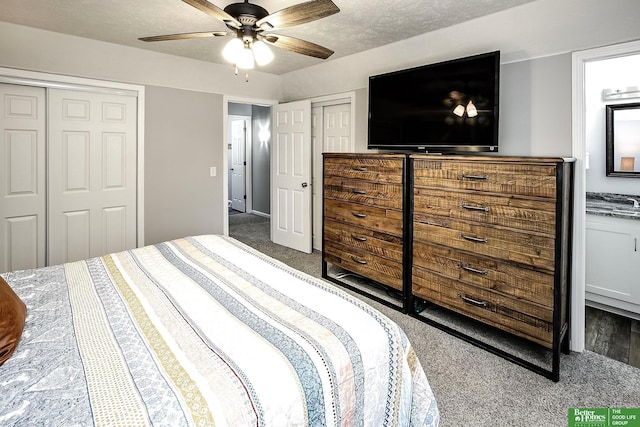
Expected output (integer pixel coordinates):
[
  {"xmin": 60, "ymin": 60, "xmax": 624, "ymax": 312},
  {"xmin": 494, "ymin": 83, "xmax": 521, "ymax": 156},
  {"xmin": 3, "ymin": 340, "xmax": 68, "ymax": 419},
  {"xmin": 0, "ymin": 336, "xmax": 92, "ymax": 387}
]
[
  {"xmin": 256, "ymin": 0, "xmax": 339, "ymax": 30},
  {"xmin": 261, "ymin": 34, "xmax": 334, "ymax": 59},
  {"xmin": 139, "ymin": 31, "xmax": 229, "ymax": 42},
  {"xmin": 182, "ymin": 0, "xmax": 241, "ymax": 28}
]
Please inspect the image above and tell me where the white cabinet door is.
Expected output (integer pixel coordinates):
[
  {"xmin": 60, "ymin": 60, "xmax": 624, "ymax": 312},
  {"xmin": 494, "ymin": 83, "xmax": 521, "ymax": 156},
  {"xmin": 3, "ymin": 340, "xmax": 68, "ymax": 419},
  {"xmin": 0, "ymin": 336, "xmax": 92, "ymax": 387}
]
[
  {"xmin": 271, "ymin": 100, "xmax": 312, "ymax": 253},
  {"xmin": 586, "ymin": 214, "xmax": 640, "ymax": 312},
  {"xmin": 0, "ymin": 84, "xmax": 46, "ymax": 273},
  {"xmin": 48, "ymin": 89, "xmax": 137, "ymax": 265}
]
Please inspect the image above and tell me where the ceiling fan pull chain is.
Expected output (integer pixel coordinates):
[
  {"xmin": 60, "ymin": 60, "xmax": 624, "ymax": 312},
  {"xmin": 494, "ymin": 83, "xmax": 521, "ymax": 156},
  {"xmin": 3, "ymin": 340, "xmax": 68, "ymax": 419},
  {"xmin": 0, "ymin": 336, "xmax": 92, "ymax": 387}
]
[{"xmin": 245, "ymin": 73, "xmax": 249, "ymax": 82}]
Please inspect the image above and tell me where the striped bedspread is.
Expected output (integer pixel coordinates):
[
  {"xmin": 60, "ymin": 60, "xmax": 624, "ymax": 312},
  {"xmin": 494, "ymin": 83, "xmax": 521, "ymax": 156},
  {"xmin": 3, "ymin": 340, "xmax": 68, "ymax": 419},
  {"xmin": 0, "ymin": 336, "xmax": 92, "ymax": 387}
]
[{"xmin": 0, "ymin": 235, "xmax": 439, "ymax": 426}]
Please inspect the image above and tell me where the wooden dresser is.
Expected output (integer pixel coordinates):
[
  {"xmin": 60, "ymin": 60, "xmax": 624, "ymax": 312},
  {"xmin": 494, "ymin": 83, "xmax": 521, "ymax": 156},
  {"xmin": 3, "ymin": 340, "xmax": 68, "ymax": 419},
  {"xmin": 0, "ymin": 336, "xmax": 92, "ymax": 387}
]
[
  {"xmin": 322, "ymin": 152, "xmax": 573, "ymax": 381},
  {"xmin": 322, "ymin": 153, "xmax": 408, "ymax": 307},
  {"xmin": 410, "ymin": 155, "xmax": 573, "ymax": 379}
]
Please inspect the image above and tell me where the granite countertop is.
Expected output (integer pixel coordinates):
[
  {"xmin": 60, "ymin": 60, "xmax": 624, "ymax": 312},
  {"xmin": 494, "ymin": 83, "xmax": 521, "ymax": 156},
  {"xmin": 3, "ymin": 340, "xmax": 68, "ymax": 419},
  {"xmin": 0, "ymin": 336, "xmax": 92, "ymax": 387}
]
[{"xmin": 586, "ymin": 192, "xmax": 640, "ymax": 220}]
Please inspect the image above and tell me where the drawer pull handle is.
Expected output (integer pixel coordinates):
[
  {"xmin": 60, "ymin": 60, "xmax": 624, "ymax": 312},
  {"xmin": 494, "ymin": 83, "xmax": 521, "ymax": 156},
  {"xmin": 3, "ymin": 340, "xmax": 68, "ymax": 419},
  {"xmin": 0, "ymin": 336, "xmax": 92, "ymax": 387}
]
[
  {"xmin": 460, "ymin": 204, "xmax": 489, "ymax": 212},
  {"xmin": 460, "ymin": 173, "xmax": 489, "ymax": 180},
  {"xmin": 460, "ymin": 234, "xmax": 488, "ymax": 243},
  {"xmin": 458, "ymin": 294, "xmax": 489, "ymax": 308},
  {"xmin": 460, "ymin": 265, "xmax": 489, "ymax": 275},
  {"xmin": 351, "ymin": 212, "xmax": 367, "ymax": 218},
  {"xmin": 352, "ymin": 189, "xmax": 367, "ymax": 195},
  {"xmin": 351, "ymin": 256, "xmax": 368, "ymax": 265},
  {"xmin": 351, "ymin": 234, "xmax": 368, "ymax": 242},
  {"xmin": 352, "ymin": 167, "xmax": 368, "ymax": 172}
]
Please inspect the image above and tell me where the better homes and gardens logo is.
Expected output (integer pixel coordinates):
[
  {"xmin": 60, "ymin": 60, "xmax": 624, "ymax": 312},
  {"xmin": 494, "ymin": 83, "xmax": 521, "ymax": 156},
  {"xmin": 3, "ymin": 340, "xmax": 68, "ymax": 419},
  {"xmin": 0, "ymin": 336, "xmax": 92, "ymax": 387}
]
[{"xmin": 569, "ymin": 408, "xmax": 640, "ymax": 427}]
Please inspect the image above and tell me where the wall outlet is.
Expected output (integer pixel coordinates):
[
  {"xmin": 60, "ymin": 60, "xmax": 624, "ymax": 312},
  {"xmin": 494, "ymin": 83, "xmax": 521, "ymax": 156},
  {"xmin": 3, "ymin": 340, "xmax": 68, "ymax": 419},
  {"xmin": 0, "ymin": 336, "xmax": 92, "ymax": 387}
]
[{"xmin": 210, "ymin": 166, "xmax": 217, "ymax": 177}]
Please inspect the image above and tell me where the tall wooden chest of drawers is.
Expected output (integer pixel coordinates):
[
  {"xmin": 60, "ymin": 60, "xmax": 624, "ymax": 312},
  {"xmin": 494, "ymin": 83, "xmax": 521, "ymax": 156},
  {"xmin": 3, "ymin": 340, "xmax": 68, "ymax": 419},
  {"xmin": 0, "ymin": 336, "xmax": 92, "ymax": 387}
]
[
  {"xmin": 322, "ymin": 153, "xmax": 408, "ymax": 305},
  {"xmin": 322, "ymin": 153, "xmax": 574, "ymax": 380},
  {"xmin": 410, "ymin": 155, "xmax": 573, "ymax": 363}
]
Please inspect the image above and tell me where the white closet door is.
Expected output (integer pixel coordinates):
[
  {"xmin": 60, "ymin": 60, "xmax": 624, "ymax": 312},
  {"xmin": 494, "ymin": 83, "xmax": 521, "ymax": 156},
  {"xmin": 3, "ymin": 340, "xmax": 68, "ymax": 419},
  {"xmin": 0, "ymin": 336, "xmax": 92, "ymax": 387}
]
[
  {"xmin": 312, "ymin": 102, "xmax": 352, "ymax": 250},
  {"xmin": 48, "ymin": 89, "xmax": 137, "ymax": 265},
  {"xmin": 0, "ymin": 84, "xmax": 46, "ymax": 273}
]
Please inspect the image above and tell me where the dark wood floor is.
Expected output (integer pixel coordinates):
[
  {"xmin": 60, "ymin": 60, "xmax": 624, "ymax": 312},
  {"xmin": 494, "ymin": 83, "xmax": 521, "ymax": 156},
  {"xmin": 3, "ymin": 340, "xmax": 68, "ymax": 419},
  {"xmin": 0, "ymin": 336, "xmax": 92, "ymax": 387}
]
[{"xmin": 585, "ymin": 305, "xmax": 640, "ymax": 368}]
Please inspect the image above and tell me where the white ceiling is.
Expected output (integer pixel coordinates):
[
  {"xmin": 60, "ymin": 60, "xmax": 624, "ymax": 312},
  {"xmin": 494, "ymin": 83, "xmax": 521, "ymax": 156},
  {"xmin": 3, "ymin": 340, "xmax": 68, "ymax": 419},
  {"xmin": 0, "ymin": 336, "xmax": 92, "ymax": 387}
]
[{"xmin": 0, "ymin": 0, "xmax": 536, "ymax": 75}]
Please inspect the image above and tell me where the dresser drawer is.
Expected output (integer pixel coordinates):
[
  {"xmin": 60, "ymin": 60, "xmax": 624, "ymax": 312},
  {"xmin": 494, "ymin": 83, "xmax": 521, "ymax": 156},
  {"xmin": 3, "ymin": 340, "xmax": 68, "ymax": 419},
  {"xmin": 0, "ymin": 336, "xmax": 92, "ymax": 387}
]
[
  {"xmin": 413, "ymin": 241, "xmax": 554, "ymax": 307},
  {"xmin": 324, "ymin": 177, "xmax": 403, "ymax": 210},
  {"xmin": 324, "ymin": 156, "xmax": 404, "ymax": 184},
  {"xmin": 414, "ymin": 187, "xmax": 556, "ymax": 235},
  {"xmin": 413, "ymin": 213, "xmax": 556, "ymax": 272},
  {"xmin": 412, "ymin": 268, "xmax": 553, "ymax": 348},
  {"xmin": 324, "ymin": 198, "xmax": 403, "ymax": 236},
  {"xmin": 324, "ymin": 239, "xmax": 403, "ymax": 290},
  {"xmin": 324, "ymin": 219, "xmax": 403, "ymax": 262},
  {"xmin": 413, "ymin": 158, "xmax": 557, "ymax": 198}
]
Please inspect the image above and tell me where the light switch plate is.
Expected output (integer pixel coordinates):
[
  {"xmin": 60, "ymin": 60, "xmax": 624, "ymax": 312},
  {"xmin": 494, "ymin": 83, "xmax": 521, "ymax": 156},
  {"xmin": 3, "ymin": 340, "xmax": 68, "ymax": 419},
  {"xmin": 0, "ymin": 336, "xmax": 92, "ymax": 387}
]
[{"xmin": 210, "ymin": 166, "xmax": 217, "ymax": 177}]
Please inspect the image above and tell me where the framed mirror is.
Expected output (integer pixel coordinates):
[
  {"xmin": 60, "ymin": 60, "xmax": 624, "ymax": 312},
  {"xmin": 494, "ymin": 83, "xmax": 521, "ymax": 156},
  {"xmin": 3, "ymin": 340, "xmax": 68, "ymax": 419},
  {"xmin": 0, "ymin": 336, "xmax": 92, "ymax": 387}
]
[{"xmin": 606, "ymin": 102, "xmax": 640, "ymax": 177}]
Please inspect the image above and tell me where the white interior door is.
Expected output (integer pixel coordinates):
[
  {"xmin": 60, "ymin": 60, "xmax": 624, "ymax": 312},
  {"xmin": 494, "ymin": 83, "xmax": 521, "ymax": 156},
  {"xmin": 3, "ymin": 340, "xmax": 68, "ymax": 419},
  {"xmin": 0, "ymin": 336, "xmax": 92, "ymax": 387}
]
[
  {"xmin": 271, "ymin": 100, "xmax": 312, "ymax": 253},
  {"xmin": 0, "ymin": 83, "xmax": 46, "ymax": 273},
  {"xmin": 48, "ymin": 88, "xmax": 137, "ymax": 265},
  {"xmin": 230, "ymin": 116, "xmax": 248, "ymax": 212},
  {"xmin": 312, "ymin": 102, "xmax": 353, "ymax": 250}
]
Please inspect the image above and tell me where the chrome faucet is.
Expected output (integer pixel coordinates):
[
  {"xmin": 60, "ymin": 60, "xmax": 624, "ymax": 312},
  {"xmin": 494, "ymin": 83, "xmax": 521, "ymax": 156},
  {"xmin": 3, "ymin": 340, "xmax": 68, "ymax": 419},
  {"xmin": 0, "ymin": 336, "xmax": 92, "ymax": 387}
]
[{"xmin": 627, "ymin": 198, "xmax": 640, "ymax": 208}]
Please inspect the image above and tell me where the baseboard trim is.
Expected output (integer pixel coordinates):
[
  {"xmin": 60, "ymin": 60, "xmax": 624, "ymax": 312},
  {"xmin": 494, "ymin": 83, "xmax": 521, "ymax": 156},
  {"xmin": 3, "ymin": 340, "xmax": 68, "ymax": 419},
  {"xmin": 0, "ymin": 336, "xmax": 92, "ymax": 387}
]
[
  {"xmin": 586, "ymin": 300, "xmax": 640, "ymax": 321},
  {"xmin": 250, "ymin": 210, "xmax": 270, "ymax": 219}
]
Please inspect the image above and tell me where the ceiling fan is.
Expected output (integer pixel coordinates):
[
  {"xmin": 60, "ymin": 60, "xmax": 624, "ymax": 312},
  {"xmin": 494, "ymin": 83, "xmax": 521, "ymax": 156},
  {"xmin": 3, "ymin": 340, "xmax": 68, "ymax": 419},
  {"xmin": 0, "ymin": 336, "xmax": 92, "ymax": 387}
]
[{"xmin": 140, "ymin": 0, "xmax": 339, "ymax": 71}]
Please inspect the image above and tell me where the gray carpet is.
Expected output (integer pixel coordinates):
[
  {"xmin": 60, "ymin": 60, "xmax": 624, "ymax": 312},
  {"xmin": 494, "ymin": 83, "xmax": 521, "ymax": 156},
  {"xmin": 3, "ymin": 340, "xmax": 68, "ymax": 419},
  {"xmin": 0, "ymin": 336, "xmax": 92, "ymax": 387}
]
[{"xmin": 229, "ymin": 213, "xmax": 640, "ymax": 426}]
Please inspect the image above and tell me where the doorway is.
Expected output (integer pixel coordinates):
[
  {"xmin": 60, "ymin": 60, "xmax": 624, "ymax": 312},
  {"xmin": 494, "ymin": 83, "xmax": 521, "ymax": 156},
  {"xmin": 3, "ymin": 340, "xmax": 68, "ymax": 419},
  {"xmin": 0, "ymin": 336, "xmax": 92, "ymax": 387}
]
[
  {"xmin": 572, "ymin": 39, "xmax": 640, "ymax": 352},
  {"xmin": 226, "ymin": 101, "xmax": 273, "ymax": 220},
  {"xmin": 223, "ymin": 93, "xmax": 355, "ymax": 252}
]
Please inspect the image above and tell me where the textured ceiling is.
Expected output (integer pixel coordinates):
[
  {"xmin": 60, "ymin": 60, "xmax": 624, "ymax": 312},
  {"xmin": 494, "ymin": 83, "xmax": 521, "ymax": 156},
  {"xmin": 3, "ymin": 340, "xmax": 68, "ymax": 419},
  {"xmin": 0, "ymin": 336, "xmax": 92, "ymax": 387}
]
[{"xmin": 0, "ymin": 0, "xmax": 536, "ymax": 74}]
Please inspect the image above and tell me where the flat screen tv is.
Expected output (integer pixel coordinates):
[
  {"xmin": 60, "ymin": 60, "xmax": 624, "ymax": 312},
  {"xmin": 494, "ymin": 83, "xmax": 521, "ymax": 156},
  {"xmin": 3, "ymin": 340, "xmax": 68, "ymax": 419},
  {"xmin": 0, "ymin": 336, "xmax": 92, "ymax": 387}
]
[{"xmin": 367, "ymin": 51, "xmax": 500, "ymax": 153}]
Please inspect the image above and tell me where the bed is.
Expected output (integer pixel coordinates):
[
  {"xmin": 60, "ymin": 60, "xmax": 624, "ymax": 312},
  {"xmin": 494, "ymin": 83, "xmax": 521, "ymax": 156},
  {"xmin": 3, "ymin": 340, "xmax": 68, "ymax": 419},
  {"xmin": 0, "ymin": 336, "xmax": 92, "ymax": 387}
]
[{"xmin": 0, "ymin": 235, "xmax": 439, "ymax": 426}]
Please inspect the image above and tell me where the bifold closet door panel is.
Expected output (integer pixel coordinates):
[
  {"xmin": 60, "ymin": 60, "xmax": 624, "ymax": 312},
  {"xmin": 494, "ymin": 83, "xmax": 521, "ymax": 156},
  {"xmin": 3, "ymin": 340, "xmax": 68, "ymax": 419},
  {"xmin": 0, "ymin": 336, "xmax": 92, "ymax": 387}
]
[
  {"xmin": 48, "ymin": 89, "xmax": 137, "ymax": 265},
  {"xmin": 0, "ymin": 84, "xmax": 46, "ymax": 273}
]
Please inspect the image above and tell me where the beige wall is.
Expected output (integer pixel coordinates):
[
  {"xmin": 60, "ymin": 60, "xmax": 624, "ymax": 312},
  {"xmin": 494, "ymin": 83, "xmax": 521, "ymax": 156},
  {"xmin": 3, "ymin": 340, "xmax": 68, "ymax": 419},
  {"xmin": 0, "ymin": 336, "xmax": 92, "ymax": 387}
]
[{"xmin": 145, "ymin": 86, "xmax": 225, "ymax": 244}]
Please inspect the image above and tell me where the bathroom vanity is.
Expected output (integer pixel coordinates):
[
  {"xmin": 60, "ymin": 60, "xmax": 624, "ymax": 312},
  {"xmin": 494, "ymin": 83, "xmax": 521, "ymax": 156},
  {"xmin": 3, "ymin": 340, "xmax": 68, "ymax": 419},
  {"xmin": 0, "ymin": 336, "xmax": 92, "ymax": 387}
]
[{"xmin": 586, "ymin": 193, "xmax": 640, "ymax": 318}]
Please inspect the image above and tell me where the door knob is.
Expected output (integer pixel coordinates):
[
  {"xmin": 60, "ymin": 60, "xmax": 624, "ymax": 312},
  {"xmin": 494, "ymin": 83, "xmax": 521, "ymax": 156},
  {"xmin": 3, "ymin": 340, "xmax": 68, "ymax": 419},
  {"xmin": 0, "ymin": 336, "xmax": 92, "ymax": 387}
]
[{"xmin": 301, "ymin": 182, "xmax": 308, "ymax": 188}]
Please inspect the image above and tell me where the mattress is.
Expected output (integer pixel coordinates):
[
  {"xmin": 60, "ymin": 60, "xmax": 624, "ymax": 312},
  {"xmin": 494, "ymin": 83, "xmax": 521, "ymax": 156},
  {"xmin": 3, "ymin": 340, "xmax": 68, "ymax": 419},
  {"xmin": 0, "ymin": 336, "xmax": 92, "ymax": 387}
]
[{"xmin": 0, "ymin": 235, "xmax": 439, "ymax": 426}]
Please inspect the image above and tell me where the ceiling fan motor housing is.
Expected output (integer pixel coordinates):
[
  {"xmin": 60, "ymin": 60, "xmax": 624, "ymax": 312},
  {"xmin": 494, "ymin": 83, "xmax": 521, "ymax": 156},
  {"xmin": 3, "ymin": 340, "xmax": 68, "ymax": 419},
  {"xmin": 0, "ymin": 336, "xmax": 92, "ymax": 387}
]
[{"xmin": 224, "ymin": 1, "xmax": 269, "ymax": 41}]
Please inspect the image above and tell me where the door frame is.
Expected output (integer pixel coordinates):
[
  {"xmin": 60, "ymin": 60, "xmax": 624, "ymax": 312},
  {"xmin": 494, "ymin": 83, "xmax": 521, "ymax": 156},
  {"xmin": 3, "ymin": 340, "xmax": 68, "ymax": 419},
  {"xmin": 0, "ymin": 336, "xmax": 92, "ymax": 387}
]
[
  {"xmin": 222, "ymin": 96, "xmax": 277, "ymax": 236},
  {"xmin": 571, "ymin": 39, "xmax": 640, "ymax": 352},
  {"xmin": 0, "ymin": 66, "xmax": 146, "ymax": 247}
]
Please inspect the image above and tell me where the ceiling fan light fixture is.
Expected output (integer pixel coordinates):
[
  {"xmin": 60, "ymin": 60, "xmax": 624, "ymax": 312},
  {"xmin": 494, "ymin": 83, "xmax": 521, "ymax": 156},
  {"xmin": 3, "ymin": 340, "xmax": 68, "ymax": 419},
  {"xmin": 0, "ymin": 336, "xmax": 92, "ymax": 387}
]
[
  {"xmin": 252, "ymin": 40, "xmax": 274, "ymax": 66},
  {"xmin": 222, "ymin": 37, "xmax": 244, "ymax": 63},
  {"xmin": 236, "ymin": 46, "xmax": 255, "ymax": 69}
]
